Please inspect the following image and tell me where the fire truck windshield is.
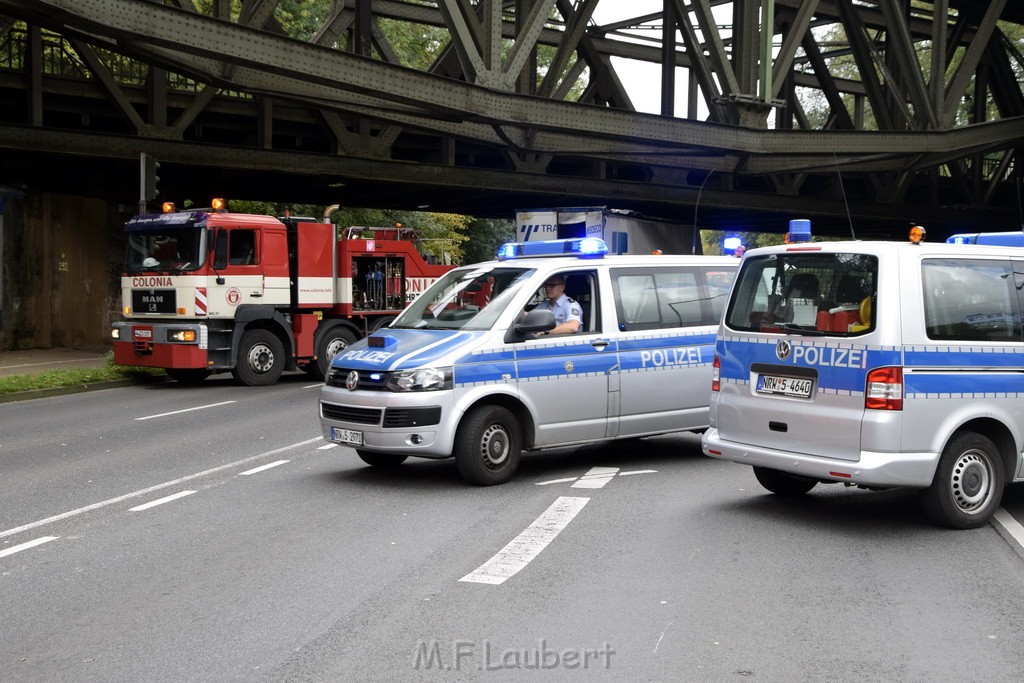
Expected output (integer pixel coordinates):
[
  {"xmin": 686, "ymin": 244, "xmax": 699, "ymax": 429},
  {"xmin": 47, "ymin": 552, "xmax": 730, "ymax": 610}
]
[
  {"xmin": 125, "ymin": 227, "xmax": 206, "ymax": 273},
  {"xmin": 391, "ymin": 266, "xmax": 536, "ymax": 331}
]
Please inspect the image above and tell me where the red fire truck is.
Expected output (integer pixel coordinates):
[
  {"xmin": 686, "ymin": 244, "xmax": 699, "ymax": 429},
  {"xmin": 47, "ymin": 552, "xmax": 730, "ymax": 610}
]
[{"xmin": 111, "ymin": 201, "xmax": 454, "ymax": 385}]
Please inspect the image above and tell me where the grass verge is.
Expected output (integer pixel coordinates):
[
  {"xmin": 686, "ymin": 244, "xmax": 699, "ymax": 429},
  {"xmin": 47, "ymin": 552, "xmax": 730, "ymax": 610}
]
[{"xmin": 0, "ymin": 353, "xmax": 164, "ymax": 395}]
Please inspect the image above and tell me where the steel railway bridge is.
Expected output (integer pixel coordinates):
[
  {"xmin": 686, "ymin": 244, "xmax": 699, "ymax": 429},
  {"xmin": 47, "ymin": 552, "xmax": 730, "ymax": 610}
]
[{"xmin": 0, "ymin": 0, "xmax": 1023, "ymax": 238}]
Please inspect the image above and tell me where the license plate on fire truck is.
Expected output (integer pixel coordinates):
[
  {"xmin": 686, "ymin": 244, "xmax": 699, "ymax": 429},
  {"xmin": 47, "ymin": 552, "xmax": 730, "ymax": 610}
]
[{"xmin": 331, "ymin": 427, "xmax": 363, "ymax": 446}]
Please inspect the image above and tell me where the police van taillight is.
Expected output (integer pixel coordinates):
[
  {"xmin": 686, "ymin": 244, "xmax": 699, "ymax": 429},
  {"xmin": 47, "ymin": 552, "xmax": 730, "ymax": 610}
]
[
  {"xmin": 865, "ymin": 367, "xmax": 902, "ymax": 410},
  {"xmin": 711, "ymin": 355, "xmax": 721, "ymax": 392}
]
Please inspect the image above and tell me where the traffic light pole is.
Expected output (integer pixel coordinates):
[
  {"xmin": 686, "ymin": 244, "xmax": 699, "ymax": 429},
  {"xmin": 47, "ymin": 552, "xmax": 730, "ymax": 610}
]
[
  {"xmin": 138, "ymin": 152, "xmax": 147, "ymax": 215},
  {"xmin": 139, "ymin": 152, "xmax": 159, "ymax": 214}
]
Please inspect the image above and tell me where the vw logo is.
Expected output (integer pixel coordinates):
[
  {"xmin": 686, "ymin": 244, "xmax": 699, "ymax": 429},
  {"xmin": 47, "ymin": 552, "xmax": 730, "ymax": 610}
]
[
  {"xmin": 775, "ymin": 340, "xmax": 792, "ymax": 361},
  {"xmin": 346, "ymin": 370, "xmax": 359, "ymax": 391}
]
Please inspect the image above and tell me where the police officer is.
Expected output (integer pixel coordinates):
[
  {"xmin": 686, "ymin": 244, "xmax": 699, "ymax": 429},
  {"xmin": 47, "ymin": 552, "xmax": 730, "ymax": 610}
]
[{"xmin": 535, "ymin": 275, "xmax": 582, "ymax": 335}]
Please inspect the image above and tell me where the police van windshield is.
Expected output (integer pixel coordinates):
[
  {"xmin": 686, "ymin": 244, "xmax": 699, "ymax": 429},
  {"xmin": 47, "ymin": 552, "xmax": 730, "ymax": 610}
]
[
  {"xmin": 725, "ymin": 252, "xmax": 877, "ymax": 336},
  {"xmin": 125, "ymin": 228, "xmax": 206, "ymax": 273},
  {"xmin": 390, "ymin": 266, "xmax": 536, "ymax": 331}
]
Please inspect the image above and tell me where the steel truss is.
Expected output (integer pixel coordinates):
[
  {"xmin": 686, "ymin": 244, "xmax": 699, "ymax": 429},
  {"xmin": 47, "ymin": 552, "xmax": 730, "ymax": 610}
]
[{"xmin": 0, "ymin": 0, "xmax": 1021, "ymax": 236}]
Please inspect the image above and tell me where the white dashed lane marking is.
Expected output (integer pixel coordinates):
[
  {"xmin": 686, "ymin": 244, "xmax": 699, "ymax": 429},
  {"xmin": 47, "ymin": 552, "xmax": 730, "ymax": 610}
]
[
  {"xmin": 0, "ymin": 536, "xmax": 59, "ymax": 559},
  {"xmin": 460, "ymin": 496, "xmax": 590, "ymax": 585},
  {"xmin": 571, "ymin": 467, "xmax": 619, "ymax": 488},
  {"xmin": 129, "ymin": 490, "xmax": 196, "ymax": 512}
]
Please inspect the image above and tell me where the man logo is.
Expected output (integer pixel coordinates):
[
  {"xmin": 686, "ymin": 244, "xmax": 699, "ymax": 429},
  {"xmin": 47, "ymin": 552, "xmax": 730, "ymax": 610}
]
[
  {"xmin": 775, "ymin": 340, "xmax": 792, "ymax": 361},
  {"xmin": 346, "ymin": 370, "xmax": 359, "ymax": 391}
]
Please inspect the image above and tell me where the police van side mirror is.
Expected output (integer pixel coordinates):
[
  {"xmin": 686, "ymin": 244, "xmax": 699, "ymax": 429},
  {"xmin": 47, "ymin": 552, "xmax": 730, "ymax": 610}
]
[{"xmin": 505, "ymin": 308, "xmax": 556, "ymax": 343}]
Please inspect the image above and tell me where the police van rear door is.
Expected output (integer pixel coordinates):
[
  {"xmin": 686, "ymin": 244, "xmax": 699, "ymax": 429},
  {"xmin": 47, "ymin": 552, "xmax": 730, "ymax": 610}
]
[{"xmin": 715, "ymin": 248, "xmax": 881, "ymax": 461}]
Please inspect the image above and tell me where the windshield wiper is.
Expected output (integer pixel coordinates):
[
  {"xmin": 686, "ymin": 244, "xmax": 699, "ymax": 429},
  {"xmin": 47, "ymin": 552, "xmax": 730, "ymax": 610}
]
[{"xmin": 775, "ymin": 324, "xmax": 827, "ymax": 336}]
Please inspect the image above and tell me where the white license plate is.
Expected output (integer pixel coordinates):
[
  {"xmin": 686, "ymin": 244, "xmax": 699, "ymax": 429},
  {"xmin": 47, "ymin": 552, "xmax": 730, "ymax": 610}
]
[
  {"xmin": 757, "ymin": 374, "xmax": 813, "ymax": 398},
  {"xmin": 331, "ymin": 427, "xmax": 363, "ymax": 446}
]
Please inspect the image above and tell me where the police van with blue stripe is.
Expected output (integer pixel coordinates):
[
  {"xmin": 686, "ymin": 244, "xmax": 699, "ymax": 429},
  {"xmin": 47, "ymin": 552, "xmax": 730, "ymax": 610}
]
[
  {"xmin": 319, "ymin": 237, "xmax": 737, "ymax": 485},
  {"xmin": 702, "ymin": 223, "xmax": 1024, "ymax": 528}
]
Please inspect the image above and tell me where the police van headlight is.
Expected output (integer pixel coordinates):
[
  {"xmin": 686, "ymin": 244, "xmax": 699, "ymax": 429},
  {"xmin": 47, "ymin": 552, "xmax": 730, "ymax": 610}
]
[{"xmin": 387, "ymin": 367, "xmax": 453, "ymax": 392}]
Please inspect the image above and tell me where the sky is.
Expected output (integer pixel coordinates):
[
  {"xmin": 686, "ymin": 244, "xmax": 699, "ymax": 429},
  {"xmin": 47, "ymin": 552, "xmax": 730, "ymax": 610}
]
[{"xmin": 589, "ymin": 1, "xmax": 739, "ymax": 120}]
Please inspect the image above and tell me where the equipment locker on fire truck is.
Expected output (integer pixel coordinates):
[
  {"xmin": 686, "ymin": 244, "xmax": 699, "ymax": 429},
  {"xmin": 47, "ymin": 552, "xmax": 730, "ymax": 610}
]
[{"xmin": 111, "ymin": 202, "xmax": 453, "ymax": 386}]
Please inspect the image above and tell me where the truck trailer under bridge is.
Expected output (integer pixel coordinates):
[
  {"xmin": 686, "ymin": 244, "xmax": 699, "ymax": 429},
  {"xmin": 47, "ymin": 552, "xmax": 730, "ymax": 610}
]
[{"xmin": 0, "ymin": 0, "xmax": 1022, "ymax": 240}]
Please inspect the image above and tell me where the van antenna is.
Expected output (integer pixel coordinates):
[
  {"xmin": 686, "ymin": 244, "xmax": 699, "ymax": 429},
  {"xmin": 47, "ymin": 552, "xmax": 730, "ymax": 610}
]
[
  {"xmin": 834, "ymin": 152, "xmax": 856, "ymax": 239},
  {"xmin": 692, "ymin": 170, "xmax": 714, "ymax": 254}
]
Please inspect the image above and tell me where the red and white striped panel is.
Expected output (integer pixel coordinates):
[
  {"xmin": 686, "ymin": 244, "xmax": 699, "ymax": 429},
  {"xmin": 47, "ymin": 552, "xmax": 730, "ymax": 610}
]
[{"xmin": 195, "ymin": 287, "xmax": 207, "ymax": 316}]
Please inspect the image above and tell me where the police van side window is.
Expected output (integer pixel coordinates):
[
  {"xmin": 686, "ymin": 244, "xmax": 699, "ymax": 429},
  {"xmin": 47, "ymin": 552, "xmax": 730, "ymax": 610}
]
[
  {"xmin": 922, "ymin": 259, "xmax": 1022, "ymax": 342},
  {"xmin": 611, "ymin": 267, "xmax": 708, "ymax": 331}
]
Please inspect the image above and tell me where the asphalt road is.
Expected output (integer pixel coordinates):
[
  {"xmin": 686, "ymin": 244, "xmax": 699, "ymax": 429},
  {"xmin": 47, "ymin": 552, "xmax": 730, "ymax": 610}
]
[{"xmin": 3, "ymin": 375, "xmax": 1024, "ymax": 681}]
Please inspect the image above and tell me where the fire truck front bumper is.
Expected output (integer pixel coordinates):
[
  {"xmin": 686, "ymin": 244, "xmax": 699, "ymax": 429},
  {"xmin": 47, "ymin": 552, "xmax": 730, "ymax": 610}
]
[{"xmin": 112, "ymin": 321, "xmax": 209, "ymax": 369}]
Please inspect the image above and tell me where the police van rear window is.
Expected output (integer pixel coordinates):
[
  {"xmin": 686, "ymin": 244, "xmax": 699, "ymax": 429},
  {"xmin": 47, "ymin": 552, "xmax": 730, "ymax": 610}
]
[{"xmin": 725, "ymin": 253, "xmax": 877, "ymax": 336}]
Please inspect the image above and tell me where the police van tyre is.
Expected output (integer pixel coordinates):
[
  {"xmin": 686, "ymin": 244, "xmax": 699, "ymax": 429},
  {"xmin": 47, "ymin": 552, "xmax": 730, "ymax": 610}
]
[
  {"xmin": 753, "ymin": 466, "xmax": 818, "ymax": 497},
  {"xmin": 922, "ymin": 432, "xmax": 1004, "ymax": 529},
  {"xmin": 454, "ymin": 406, "xmax": 521, "ymax": 486},
  {"xmin": 356, "ymin": 450, "xmax": 409, "ymax": 467},
  {"xmin": 308, "ymin": 327, "xmax": 357, "ymax": 379},
  {"xmin": 165, "ymin": 368, "xmax": 212, "ymax": 385},
  {"xmin": 232, "ymin": 329, "xmax": 285, "ymax": 386}
]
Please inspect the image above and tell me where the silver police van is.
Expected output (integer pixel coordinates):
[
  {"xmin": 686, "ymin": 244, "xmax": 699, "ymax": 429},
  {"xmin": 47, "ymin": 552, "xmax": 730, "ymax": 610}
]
[
  {"xmin": 703, "ymin": 227, "xmax": 1024, "ymax": 528},
  {"xmin": 320, "ymin": 238, "xmax": 737, "ymax": 484}
]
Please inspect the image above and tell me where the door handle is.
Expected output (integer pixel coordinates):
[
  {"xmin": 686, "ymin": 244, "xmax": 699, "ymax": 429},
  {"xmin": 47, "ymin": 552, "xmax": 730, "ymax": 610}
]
[
  {"xmin": 250, "ymin": 292, "xmax": 262, "ymax": 298},
  {"xmin": 591, "ymin": 340, "xmax": 609, "ymax": 350}
]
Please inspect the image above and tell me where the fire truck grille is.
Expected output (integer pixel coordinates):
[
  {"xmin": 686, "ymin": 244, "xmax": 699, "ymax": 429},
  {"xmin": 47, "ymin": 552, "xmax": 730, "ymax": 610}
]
[{"xmin": 320, "ymin": 403, "xmax": 382, "ymax": 425}]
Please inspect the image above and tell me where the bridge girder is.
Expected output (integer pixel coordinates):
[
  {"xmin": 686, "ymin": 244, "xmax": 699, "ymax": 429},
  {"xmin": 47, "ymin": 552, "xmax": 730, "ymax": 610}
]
[{"xmin": 0, "ymin": 0, "xmax": 1021, "ymax": 238}]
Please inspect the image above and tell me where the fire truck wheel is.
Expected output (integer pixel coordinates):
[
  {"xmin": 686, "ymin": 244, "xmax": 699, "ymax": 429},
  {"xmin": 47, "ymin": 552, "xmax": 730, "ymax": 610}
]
[
  {"xmin": 356, "ymin": 450, "xmax": 409, "ymax": 467},
  {"xmin": 309, "ymin": 327, "xmax": 358, "ymax": 379},
  {"xmin": 454, "ymin": 405, "xmax": 521, "ymax": 486},
  {"xmin": 165, "ymin": 368, "xmax": 211, "ymax": 385},
  {"xmin": 232, "ymin": 329, "xmax": 285, "ymax": 386}
]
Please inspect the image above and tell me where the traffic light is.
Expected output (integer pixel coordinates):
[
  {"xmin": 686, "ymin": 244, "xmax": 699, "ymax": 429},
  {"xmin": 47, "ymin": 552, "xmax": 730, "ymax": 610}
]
[{"xmin": 141, "ymin": 152, "xmax": 160, "ymax": 201}]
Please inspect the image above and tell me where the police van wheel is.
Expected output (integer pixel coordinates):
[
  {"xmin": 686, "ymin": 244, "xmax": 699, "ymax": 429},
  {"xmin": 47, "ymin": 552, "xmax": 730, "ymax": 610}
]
[
  {"xmin": 922, "ymin": 432, "xmax": 1004, "ymax": 529},
  {"xmin": 357, "ymin": 450, "xmax": 408, "ymax": 467},
  {"xmin": 454, "ymin": 406, "xmax": 521, "ymax": 486},
  {"xmin": 232, "ymin": 329, "xmax": 285, "ymax": 386},
  {"xmin": 165, "ymin": 368, "xmax": 211, "ymax": 385},
  {"xmin": 308, "ymin": 327, "xmax": 357, "ymax": 379},
  {"xmin": 753, "ymin": 466, "xmax": 817, "ymax": 497}
]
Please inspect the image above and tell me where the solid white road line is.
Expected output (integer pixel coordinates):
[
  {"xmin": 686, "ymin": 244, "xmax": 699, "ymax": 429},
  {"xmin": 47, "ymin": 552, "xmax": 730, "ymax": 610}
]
[
  {"xmin": 0, "ymin": 437, "xmax": 323, "ymax": 540},
  {"xmin": 129, "ymin": 490, "xmax": 196, "ymax": 512},
  {"xmin": 993, "ymin": 507, "xmax": 1024, "ymax": 549},
  {"xmin": 240, "ymin": 460, "xmax": 290, "ymax": 475},
  {"xmin": 618, "ymin": 469, "xmax": 658, "ymax": 476},
  {"xmin": 134, "ymin": 400, "xmax": 237, "ymax": 421},
  {"xmin": 459, "ymin": 496, "xmax": 590, "ymax": 585},
  {"xmin": 0, "ymin": 536, "xmax": 59, "ymax": 559},
  {"xmin": 571, "ymin": 466, "xmax": 619, "ymax": 489},
  {"xmin": 317, "ymin": 443, "xmax": 338, "ymax": 450}
]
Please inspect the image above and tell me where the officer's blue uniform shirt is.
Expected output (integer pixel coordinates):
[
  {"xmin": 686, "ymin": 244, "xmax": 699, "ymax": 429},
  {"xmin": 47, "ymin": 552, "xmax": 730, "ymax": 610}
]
[{"xmin": 536, "ymin": 293, "xmax": 582, "ymax": 330}]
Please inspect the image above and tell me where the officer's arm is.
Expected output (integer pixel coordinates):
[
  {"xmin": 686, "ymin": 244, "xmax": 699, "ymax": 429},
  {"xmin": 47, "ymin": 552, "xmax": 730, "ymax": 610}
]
[{"xmin": 546, "ymin": 319, "xmax": 580, "ymax": 335}]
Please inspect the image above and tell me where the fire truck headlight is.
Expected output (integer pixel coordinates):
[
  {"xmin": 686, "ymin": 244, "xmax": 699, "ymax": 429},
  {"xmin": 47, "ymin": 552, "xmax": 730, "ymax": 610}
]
[
  {"xmin": 387, "ymin": 367, "xmax": 453, "ymax": 392},
  {"xmin": 111, "ymin": 328, "xmax": 120, "ymax": 340},
  {"xmin": 169, "ymin": 329, "xmax": 197, "ymax": 342}
]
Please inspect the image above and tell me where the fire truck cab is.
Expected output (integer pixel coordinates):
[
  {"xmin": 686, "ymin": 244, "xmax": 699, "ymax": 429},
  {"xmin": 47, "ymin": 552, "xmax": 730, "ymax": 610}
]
[{"xmin": 112, "ymin": 204, "xmax": 452, "ymax": 386}]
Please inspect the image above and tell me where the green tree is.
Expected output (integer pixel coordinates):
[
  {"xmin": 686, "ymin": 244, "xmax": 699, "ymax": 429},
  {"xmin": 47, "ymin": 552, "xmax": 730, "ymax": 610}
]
[{"xmin": 462, "ymin": 217, "xmax": 516, "ymax": 264}]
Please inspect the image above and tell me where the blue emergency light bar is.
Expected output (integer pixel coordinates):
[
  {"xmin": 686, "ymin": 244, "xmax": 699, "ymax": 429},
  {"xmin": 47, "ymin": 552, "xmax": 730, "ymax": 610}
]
[{"xmin": 496, "ymin": 237, "xmax": 609, "ymax": 260}]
